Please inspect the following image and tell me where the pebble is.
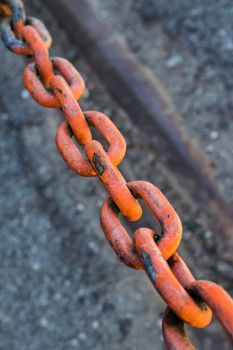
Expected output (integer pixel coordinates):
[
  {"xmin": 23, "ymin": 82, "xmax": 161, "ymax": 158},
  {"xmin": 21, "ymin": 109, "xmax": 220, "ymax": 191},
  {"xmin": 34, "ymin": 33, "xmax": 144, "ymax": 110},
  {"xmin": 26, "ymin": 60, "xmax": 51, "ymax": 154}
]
[
  {"xmin": 54, "ymin": 293, "xmax": 62, "ymax": 301},
  {"xmin": 216, "ymin": 261, "xmax": 233, "ymax": 280},
  {"xmin": 165, "ymin": 54, "xmax": 183, "ymax": 69},
  {"xmin": 83, "ymin": 88, "xmax": 90, "ymax": 100},
  {"xmin": 31, "ymin": 262, "xmax": 41, "ymax": 271},
  {"xmin": 70, "ymin": 339, "xmax": 79, "ymax": 347},
  {"xmin": 206, "ymin": 144, "xmax": 215, "ymax": 153},
  {"xmin": 78, "ymin": 332, "xmax": 87, "ymax": 341},
  {"xmin": 203, "ymin": 231, "xmax": 215, "ymax": 251},
  {"xmin": 96, "ymin": 199, "xmax": 103, "ymax": 208},
  {"xmin": 39, "ymin": 317, "xmax": 49, "ymax": 328},
  {"xmin": 65, "ymin": 280, "xmax": 71, "ymax": 288},
  {"xmin": 88, "ymin": 241, "xmax": 99, "ymax": 253},
  {"xmin": 76, "ymin": 203, "xmax": 84, "ymax": 212},
  {"xmin": 21, "ymin": 89, "xmax": 30, "ymax": 99},
  {"xmin": 1, "ymin": 113, "xmax": 9, "ymax": 121},
  {"xmin": 210, "ymin": 130, "xmax": 219, "ymax": 140},
  {"xmin": 92, "ymin": 320, "xmax": 100, "ymax": 330}
]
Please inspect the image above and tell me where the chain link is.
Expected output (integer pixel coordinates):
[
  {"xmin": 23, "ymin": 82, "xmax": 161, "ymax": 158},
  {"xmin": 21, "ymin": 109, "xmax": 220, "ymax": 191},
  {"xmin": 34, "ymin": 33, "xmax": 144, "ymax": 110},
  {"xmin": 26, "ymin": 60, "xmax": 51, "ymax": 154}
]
[{"xmin": 0, "ymin": 0, "xmax": 233, "ymax": 348}]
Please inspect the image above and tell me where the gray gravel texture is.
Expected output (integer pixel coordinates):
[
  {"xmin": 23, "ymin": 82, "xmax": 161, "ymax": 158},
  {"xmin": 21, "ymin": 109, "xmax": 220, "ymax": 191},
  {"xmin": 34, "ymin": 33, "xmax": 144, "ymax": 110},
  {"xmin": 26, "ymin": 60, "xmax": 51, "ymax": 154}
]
[
  {"xmin": 0, "ymin": 0, "xmax": 232, "ymax": 350},
  {"xmin": 97, "ymin": 0, "xmax": 233, "ymax": 202}
]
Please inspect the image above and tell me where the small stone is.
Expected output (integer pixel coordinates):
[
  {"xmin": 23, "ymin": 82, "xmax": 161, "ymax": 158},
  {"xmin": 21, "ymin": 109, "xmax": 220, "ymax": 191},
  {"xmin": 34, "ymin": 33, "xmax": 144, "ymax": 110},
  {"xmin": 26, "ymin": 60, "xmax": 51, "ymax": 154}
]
[
  {"xmin": 70, "ymin": 339, "xmax": 79, "ymax": 347},
  {"xmin": 76, "ymin": 203, "xmax": 84, "ymax": 212},
  {"xmin": 78, "ymin": 332, "xmax": 87, "ymax": 341},
  {"xmin": 210, "ymin": 130, "xmax": 219, "ymax": 140},
  {"xmin": 83, "ymin": 88, "xmax": 90, "ymax": 100},
  {"xmin": 0, "ymin": 311, "xmax": 11, "ymax": 324},
  {"xmin": 165, "ymin": 54, "xmax": 183, "ymax": 69},
  {"xmin": 21, "ymin": 89, "xmax": 30, "ymax": 99},
  {"xmin": 224, "ymin": 38, "xmax": 233, "ymax": 51},
  {"xmin": 203, "ymin": 231, "xmax": 215, "ymax": 251},
  {"xmin": 204, "ymin": 230, "xmax": 213, "ymax": 240},
  {"xmin": 206, "ymin": 144, "xmax": 215, "ymax": 153},
  {"xmin": 156, "ymin": 317, "xmax": 162, "ymax": 328},
  {"xmin": 88, "ymin": 241, "xmax": 99, "ymax": 253},
  {"xmin": 219, "ymin": 151, "xmax": 227, "ymax": 159},
  {"xmin": 39, "ymin": 317, "xmax": 49, "ymax": 328},
  {"xmin": 1, "ymin": 113, "xmax": 9, "ymax": 121},
  {"xmin": 31, "ymin": 262, "xmax": 41, "ymax": 271},
  {"xmin": 65, "ymin": 280, "xmax": 71, "ymax": 288},
  {"xmin": 96, "ymin": 199, "xmax": 102, "ymax": 208},
  {"xmin": 216, "ymin": 261, "xmax": 233, "ymax": 280},
  {"xmin": 92, "ymin": 320, "xmax": 99, "ymax": 330},
  {"xmin": 54, "ymin": 293, "xmax": 62, "ymax": 301}
]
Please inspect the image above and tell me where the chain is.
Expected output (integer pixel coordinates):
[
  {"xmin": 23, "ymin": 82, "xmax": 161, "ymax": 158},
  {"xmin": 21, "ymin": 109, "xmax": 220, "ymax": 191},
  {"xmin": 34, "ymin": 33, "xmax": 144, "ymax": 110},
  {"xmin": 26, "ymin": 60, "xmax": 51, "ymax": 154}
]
[{"xmin": 0, "ymin": 1, "xmax": 232, "ymax": 348}]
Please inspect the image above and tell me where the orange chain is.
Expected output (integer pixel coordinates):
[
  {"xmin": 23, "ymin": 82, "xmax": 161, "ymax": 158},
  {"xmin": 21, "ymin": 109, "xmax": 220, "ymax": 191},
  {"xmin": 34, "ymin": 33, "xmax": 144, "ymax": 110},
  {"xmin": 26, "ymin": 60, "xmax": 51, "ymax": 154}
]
[{"xmin": 0, "ymin": 1, "xmax": 233, "ymax": 348}]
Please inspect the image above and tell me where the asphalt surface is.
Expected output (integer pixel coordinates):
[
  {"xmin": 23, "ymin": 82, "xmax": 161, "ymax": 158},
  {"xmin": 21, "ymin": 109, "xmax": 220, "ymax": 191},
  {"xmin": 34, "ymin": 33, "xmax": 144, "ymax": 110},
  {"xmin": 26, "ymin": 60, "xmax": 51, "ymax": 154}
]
[{"xmin": 0, "ymin": 1, "xmax": 232, "ymax": 349}]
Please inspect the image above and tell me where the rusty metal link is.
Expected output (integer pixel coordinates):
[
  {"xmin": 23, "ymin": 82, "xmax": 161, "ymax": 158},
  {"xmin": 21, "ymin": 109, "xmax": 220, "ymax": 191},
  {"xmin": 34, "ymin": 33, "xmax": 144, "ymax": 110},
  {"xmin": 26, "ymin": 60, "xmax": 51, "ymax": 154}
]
[
  {"xmin": 0, "ymin": 0, "xmax": 51, "ymax": 55},
  {"xmin": 56, "ymin": 111, "xmax": 126, "ymax": 176},
  {"xmin": 162, "ymin": 252, "xmax": 233, "ymax": 348},
  {"xmin": 100, "ymin": 180, "xmax": 182, "ymax": 267},
  {"xmin": 0, "ymin": 1, "xmax": 233, "ymax": 349},
  {"xmin": 24, "ymin": 57, "xmax": 84, "ymax": 107},
  {"xmin": 85, "ymin": 141, "xmax": 142, "ymax": 221},
  {"xmin": 1, "ymin": 16, "xmax": 52, "ymax": 54},
  {"xmin": 51, "ymin": 75, "xmax": 92, "ymax": 145},
  {"xmin": 134, "ymin": 227, "xmax": 212, "ymax": 328},
  {"xmin": 23, "ymin": 24, "xmax": 53, "ymax": 87},
  {"xmin": 0, "ymin": 0, "xmax": 25, "ymax": 36}
]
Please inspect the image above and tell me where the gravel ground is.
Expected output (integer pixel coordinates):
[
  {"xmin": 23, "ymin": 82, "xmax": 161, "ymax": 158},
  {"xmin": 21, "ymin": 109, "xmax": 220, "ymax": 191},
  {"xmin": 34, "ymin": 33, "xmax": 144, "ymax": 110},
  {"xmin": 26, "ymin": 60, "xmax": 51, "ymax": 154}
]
[
  {"xmin": 97, "ymin": 0, "xmax": 233, "ymax": 202},
  {"xmin": 0, "ymin": 1, "xmax": 232, "ymax": 349}
]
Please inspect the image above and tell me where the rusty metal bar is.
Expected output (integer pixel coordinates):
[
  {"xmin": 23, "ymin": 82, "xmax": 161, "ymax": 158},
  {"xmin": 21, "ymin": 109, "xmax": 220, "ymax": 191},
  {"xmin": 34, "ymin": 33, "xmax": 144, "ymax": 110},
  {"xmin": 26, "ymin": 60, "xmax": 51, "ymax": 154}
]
[{"xmin": 44, "ymin": 0, "xmax": 233, "ymax": 258}]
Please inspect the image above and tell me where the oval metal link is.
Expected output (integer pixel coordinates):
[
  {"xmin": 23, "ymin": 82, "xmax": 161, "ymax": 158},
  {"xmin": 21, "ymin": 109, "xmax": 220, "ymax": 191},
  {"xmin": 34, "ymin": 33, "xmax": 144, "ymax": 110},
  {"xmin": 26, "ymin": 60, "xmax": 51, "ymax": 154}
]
[
  {"xmin": 166, "ymin": 253, "xmax": 233, "ymax": 345},
  {"xmin": 56, "ymin": 110, "xmax": 126, "ymax": 176},
  {"xmin": 1, "ymin": 16, "xmax": 51, "ymax": 54},
  {"xmin": 100, "ymin": 180, "xmax": 182, "ymax": 268},
  {"xmin": 24, "ymin": 56, "xmax": 85, "ymax": 107},
  {"xmin": 134, "ymin": 227, "xmax": 212, "ymax": 328},
  {"xmin": 0, "ymin": 0, "xmax": 25, "ymax": 37},
  {"xmin": 85, "ymin": 140, "xmax": 142, "ymax": 221},
  {"xmin": 23, "ymin": 25, "xmax": 53, "ymax": 88},
  {"xmin": 51, "ymin": 75, "xmax": 92, "ymax": 145}
]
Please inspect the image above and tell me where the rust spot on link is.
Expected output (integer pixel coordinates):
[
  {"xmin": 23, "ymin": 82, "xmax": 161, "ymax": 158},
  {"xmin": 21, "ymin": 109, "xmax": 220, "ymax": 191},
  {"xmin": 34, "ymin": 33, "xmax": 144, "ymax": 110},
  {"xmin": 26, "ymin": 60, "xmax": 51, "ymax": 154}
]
[
  {"xmin": 56, "ymin": 111, "xmax": 126, "ymax": 177},
  {"xmin": 85, "ymin": 140, "xmax": 142, "ymax": 221},
  {"xmin": 108, "ymin": 198, "xmax": 120, "ymax": 215},
  {"xmin": 51, "ymin": 75, "xmax": 91, "ymax": 145},
  {"xmin": 93, "ymin": 153, "xmax": 105, "ymax": 176},
  {"xmin": 140, "ymin": 250, "xmax": 157, "ymax": 284}
]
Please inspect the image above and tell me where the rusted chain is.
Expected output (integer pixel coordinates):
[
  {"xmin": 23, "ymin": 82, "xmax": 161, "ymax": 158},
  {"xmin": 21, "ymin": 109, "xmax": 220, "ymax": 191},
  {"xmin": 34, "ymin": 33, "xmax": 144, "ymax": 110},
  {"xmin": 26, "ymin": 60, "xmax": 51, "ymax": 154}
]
[{"xmin": 0, "ymin": 1, "xmax": 232, "ymax": 348}]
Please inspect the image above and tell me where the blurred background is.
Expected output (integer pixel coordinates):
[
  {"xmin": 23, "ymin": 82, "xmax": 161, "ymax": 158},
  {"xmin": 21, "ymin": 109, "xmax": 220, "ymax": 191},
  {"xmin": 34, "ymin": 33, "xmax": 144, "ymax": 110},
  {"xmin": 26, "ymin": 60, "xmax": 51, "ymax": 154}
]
[{"xmin": 0, "ymin": 0, "xmax": 233, "ymax": 349}]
